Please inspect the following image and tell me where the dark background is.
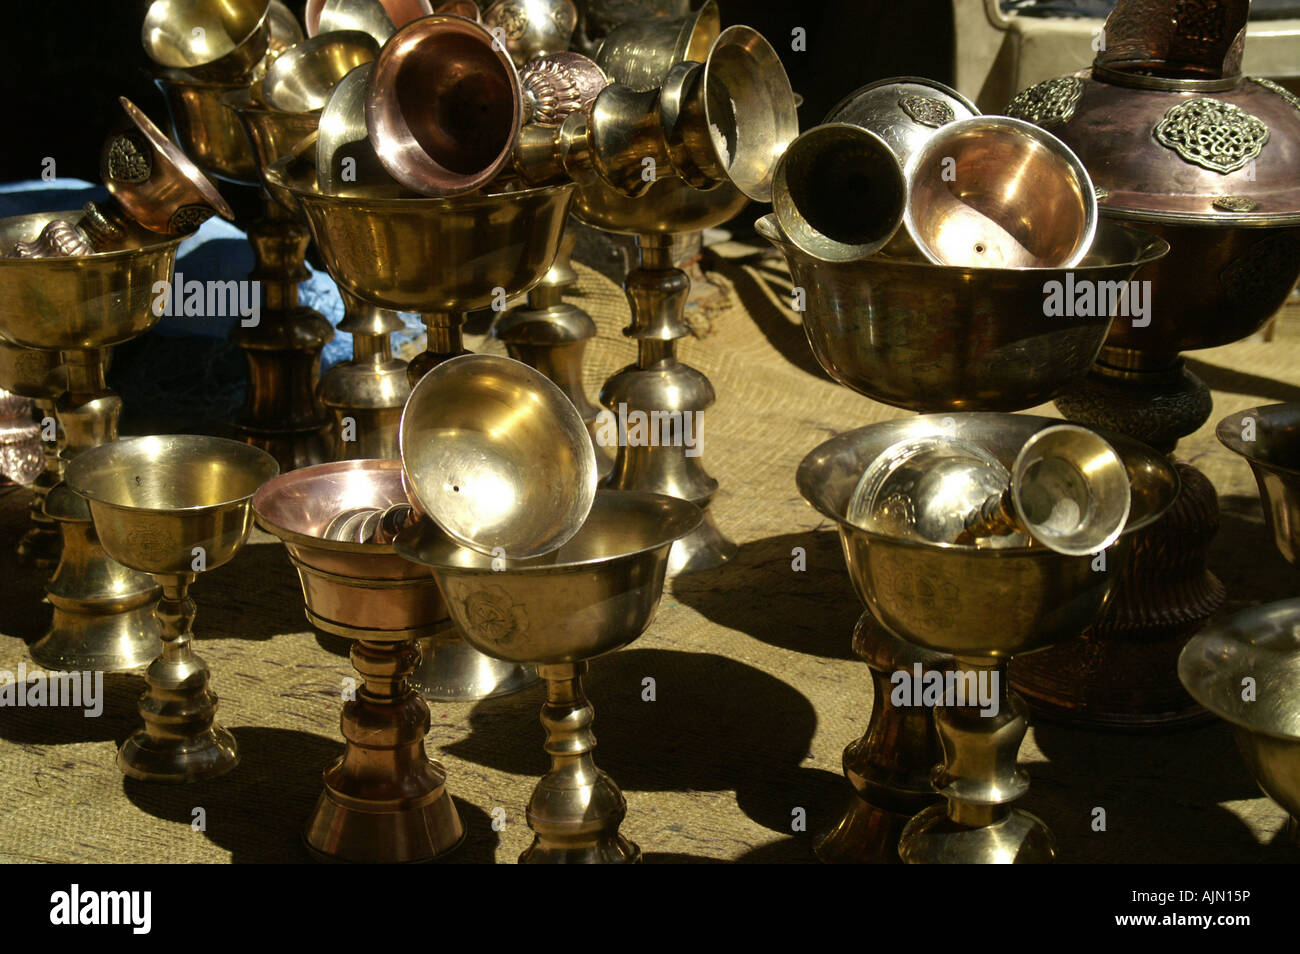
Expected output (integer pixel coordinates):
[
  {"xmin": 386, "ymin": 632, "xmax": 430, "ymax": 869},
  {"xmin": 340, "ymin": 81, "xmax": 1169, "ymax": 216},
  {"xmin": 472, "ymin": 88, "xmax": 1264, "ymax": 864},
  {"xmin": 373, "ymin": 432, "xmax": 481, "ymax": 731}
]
[{"xmin": 0, "ymin": 0, "xmax": 955, "ymax": 185}]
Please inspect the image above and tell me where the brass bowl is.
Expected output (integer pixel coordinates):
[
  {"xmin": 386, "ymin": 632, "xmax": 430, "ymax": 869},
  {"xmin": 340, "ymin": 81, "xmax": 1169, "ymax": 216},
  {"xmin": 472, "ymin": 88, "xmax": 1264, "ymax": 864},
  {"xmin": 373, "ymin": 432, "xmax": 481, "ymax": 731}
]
[
  {"xmin": 394, "ymin": 489, "xmax": 702, "ymax": 663},
  {"xmin": 399, "ymin": 354, "xmax": 598, "ymax": 559},
  {"xmin": 823, "ymin": 76, "xmax": 978, "ymax": 159},
  {"xmin": 225, "ymin": 89, "xmax": 320, "ymax": 205},
  {"xmin": 797, "ymin": 412, "xmax": 1179, "ymax": 658},
  {"xmin": 253, "ymin": 459, "xmax": 447, "ymax": 639},
  {"xmin": 142, "ymin": 0, "xmax": 271, "ymax": 83},
  {"xmin": 64, "ymin": 435, "xmax": 279, "ymax": 576},
  {"xmin": 262, "ymin": 31, "xmax": 380, "ymax": 113},
  {"xmin": 270, "ymin": 157, "xmax": 574, "ymax": 312},
  {"xmin": 102, "ymin": 98, "xmax": 234, "ymax": 235},
  {"xmin": 758, "ymin": 214, "xmax": 1169, "ymax": 412},
  {"xmin": 155, "ymin": 75, "xmax": 262, "ymax": 185},
  {"xmin": 1218, "ymin": 404, "xmax": 1300, "ymax": 566},
  {"xmin": 573, "ymin": 172, "xmax": 746, "ymax": 235},
  {"xmin": 0, "ymin": 212, "xmax": 184, "ymax": 351},
  {"xmin": 902, "ymin": 116, "xmax": 1097, "ymax": 269},
  {"xmin": 1179, "ymin": 600, "xmax": 1300, "ymax": 837}
]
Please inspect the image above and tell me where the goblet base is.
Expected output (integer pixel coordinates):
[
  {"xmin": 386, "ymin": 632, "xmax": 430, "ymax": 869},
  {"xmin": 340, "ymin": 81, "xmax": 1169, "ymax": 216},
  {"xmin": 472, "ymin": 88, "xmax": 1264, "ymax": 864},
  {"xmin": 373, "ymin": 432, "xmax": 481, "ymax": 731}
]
[
  {"xmin": 411, "ymin": 626, "xmax": 540, "ymax": 702},
  {"xmin": 814, "ymin": 793, "xmax": 912, "ymax": 864},
  {"xmin": 666, "ymin": 510, "xmax": 737, "ymax": 577},
  {"xmin": 30, "ymin": 604, "xmax": 161, "ymax": 673},
  {"xmin": 520, "ymin": 833, "xmax": 642, "ymax": 865},
  {"xmin": 305, "ymin": 771, "xmax": 465, "ymax": 864},
  {"xmin": 117, "ymin": 721, "xmax": 239, "ymax": 784},
  {"xmin": 899, "ymin": 805, "xmax": 1056, "ymax": 865}
]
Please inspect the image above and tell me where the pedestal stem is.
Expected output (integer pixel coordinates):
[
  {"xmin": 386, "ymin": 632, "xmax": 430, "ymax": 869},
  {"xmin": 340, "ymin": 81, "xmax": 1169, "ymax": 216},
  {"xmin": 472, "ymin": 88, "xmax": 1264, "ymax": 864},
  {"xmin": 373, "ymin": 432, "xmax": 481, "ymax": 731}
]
[
  {"xmin": 118, "ymin": 573, "xmax": 237, "ymax": 783},
  {"xmin": 32, "ymin": 348, "xmax": 160, "ymax": 673},
  {"xmin": 521, "ymin": 661, "xmax": 640, "ymax": 864},
  {"xmin": 598, "ymin": 234, "xmax": 735, "ymax": 575},
  {"xmin": 305, "ymin": 638, "xmax": 464, "ymax": 863},
  {"xmin": 899, "ymin": 656, "xmax": 1056, "ymax": 864},
  {"xmin": 407, "ymin": 312, "xmax": 469, "ymax": 386}
]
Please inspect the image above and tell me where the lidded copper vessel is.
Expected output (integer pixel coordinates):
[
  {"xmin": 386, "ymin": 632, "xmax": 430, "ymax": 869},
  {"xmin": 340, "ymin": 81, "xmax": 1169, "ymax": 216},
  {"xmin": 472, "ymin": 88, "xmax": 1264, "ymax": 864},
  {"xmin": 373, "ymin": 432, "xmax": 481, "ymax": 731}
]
[{"xmin": 1006, "ymin": 0, "xmax": 1300, "ymax": 357}]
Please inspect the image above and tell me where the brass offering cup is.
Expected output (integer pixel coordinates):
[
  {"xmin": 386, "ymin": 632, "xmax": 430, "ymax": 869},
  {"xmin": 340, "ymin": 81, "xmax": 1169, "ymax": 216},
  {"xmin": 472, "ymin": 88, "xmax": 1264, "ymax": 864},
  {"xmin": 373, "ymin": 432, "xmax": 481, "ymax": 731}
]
[
  {"xmin": 306, "ymin": 0, "xmax": 433, "ymax": 40},
  {"xmin": 1179, "ymin": 600, "xmax": 1300, "ymax": 849},
  {"xmin": 902, "ymin": 116, "xmax": 1097, "ymax": 269},
  {"xmin": 0, "ymin": 212, "xmax": 189, "ymax": 672},
  {"xmin": 757, "ymin": 215, "xmax": 1168, "ymax": 412},
  {"xmin": 155, "ymin": 74, "xmax": 262, "ymax": 185},
  {"xmin": 142, "ymin": 0, "xmax": 271, "ymax": 83},
  {"xmin": 594, "ymin": 0, "xmax": 717, "ymax": 90},
  {"xmin": 262, "ymin": 31, "xmax": 380, "ymax": 114},
  {"xmin": 270, "ymin": 158, "xmax": 574, "ymax": 700},
  {"xmin": 253, "ymin": 459, "xmax": 465, "ymax": 862},
  {"xmin": 484, "ymin": 0, "xmax": 579, "ymax": 66},
  {"xmin": 399, "ymin": 354, "xmax": 598, "ymax": 560},
  {"xmin": 395, "ymin": 488, "xmax": 702, "ymax": 863},
  {"xmin": 65, "ymin": 435, "xmax": 279, "ymax": 782},
  {"xmin": 799, "ymin": 413, "xmax": 1179, "ymax": 863},
  {"xmin": 1218, "ymin": 405, "xmax": 1300, "ymax": 568}
]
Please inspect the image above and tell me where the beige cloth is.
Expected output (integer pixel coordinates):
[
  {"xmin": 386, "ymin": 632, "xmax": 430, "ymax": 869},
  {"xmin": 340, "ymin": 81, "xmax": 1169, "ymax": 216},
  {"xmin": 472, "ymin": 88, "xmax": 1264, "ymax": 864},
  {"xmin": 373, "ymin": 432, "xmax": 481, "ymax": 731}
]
[{"xmin": 0, "ymin": 248, "xmax": 1296, "ymax": 864}]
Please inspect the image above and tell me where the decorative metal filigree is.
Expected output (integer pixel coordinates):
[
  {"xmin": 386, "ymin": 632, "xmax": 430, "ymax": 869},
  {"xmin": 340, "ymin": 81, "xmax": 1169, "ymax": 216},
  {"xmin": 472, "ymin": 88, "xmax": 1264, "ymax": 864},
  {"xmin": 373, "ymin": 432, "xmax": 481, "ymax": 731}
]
[
  {"xmin": 105, "ymin": 130, "xmax": 152, "ymax": 184},
  {"xmin": 1248, "ymin": 77, "xmax": 1300, "ymax": 115},
  {"xmin": 10, "ymin": 219, "xmax": 92, "ymax": 258},
  {"xmin": 1212, "ymin": 195, "xmax": 1259, "ymax": 213},
  {"xmin": 1153, "ymin": 98, "xmax": 1269, "ymax": 174},
  {"xmin": 898, "ymin": 95, "xmax": 954, "ymax": 128},
  {"xmin": 1005, "ymin": 77, "xmax": 1084, "ymax": 128},
  {"xmin": 169, "ymin": 204, "xmax": 213, "ymax": 234}
]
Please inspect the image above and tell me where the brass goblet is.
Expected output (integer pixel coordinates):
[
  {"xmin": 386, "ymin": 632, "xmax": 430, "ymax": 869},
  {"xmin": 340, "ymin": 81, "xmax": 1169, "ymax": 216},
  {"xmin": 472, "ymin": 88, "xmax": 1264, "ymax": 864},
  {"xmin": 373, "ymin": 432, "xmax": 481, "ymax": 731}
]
[
  {"xmin": 761, "ymin": 212, "xmax": 1169, "ymax": 863},
  {"xmin": 0, "ymin": 212, "xmax": 192, "ymax": 672},
  {"xmin": 64, "ymin": 436, "xmax": 279, "ymax": 781},
  {"xmin": 0, "ymin": 342, "xmax": 64, "ymax": 567},
  {"xmin": 1218, "ymin": 405, "xmax": 1300, "ymax": 570},
  {"xmin": 1179, "ymin": 600, "xmax": 1300, "ymax": 849},
  {"xmin": 142, "ymin": 0, "xmax": 271, "ymax": 83},
  {"xmin": 269, "ymin": 158, "xmax": 575, "ymax": 701},
  {"xmin": 395, "ymin": 489, "xmax": 702, "ymax": 863},
  {"xmin": 254, "ymin": 459, "xmax": 465, "ymax": 862},
  {"xmin": 799, "ymin": 413, "xmax": 1178, "ymax": 863},
  {"xmin": 150, "ymin": 23, "xmax": 335, "ymax": 471}
]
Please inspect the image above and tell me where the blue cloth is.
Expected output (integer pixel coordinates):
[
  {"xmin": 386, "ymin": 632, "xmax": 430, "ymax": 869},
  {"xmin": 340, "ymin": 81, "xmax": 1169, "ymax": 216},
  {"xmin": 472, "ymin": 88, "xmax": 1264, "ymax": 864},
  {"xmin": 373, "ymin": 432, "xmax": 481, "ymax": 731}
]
[{"xmin": 0, "ymin": 178, "xmax": 426, "ymax": 370}]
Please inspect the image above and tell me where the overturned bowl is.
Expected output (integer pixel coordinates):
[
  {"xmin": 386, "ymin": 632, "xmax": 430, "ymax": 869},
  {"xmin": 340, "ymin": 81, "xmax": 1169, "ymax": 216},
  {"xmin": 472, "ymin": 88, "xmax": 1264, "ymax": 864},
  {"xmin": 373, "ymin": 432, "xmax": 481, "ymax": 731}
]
[{"xmin": 254, "ymin": 459, "xmax": 448, "ymax": 640}]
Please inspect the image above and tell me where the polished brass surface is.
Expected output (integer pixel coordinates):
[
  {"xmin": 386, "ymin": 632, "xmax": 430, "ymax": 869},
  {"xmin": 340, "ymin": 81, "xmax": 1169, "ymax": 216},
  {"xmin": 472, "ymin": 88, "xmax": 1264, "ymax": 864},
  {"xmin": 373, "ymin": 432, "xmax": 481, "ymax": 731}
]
[
  {"xmin": 156, "ymin": 75, "xmax": 262, "ymax": 185},
  {"xmin": 493, "ymin": 230, "xmax": 613, "ymax": 475},
  {"xmin": 253, "ymin": 459, "xmax": 463, "ymax": 861},
  {"xmin": 103, "ymin": 98, "xmax": 234, "ymax": 237},
  {"xmin": 902, "ymin": 116, "xmax": 1097, "ymax": 268},
  {"xmin": 262, "ymin": 31, "xmax": 379, "ymax": 113},
  {"xmin": 315, "ymin": 63, "xmax": 403, "ymax": 195},
  {"xmin": 759, "ymin": 215, "xmax": 1168, "ymax": 412},
  {"xmin": 0, "ymin": 344, "xmax": 63, "ymax": 567},
  {"xmin": 572, "ymin": 0, "xmax": 691, "ymax": 58},
  {"xmin": 306, "ymin": 0, "xmax": 433, "ymax": 40},
  {"xmin": 594, "ymin": 0, "xmax": 717, "ymax": 90},
  {"xmin": 824, "ymin": 76, "xmax": 978, "ymax": 157},
  {"xmin": 1218, "ymin": 404, "xmax": 1300, "ymax": 566},
  {"xmin": 799, "ymin": 413, "xmax": 1179, "ymax": 863},
  {"xmin": 66, "ymin": 435, "xmax": 278, "ymax": 782},
  {"xmin": 366, "ymin": 15, "xmax": 523, "ymax": 196},
  {"xmin": 396, "ymin": 488, "xmax": 701, "ymax": 862},
  {"xmin": 0, "ymin": 215, "xmax": 188, "ymax": 671},
  {"xmin": 266, "ymin": 0, "xmax": 305, "ymax": 58},
  {"xmin": 1180, "ymin": 599, "xmax": 1300, "ymax": 847},
  {"xmin": 484, "ymin": 0, "xmax": 579, "ymax": 66},
  {"xmin": 400, "ymin": 354, "xmax": 598, "ymax": 559},
  {"xmin": 142, "ymin": 0, "xmax": 270, "ymax": 82}
]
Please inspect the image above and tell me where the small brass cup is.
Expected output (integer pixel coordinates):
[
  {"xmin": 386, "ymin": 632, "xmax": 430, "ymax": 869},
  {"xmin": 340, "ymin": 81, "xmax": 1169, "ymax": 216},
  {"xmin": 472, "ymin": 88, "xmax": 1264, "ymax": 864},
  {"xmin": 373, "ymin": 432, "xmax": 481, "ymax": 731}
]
[{"xmin": 142, "ymin": 0, "xmax": 271, "ymax": 83}]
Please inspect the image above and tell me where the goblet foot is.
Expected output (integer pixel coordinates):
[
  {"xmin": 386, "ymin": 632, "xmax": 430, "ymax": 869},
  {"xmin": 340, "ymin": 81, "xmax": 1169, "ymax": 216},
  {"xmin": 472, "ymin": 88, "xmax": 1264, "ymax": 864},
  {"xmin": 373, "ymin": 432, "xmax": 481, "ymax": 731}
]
[
  {"xmin": 411, "ymin": 625, "xmax": 539, "ymax": 702},
  {"xmin": 117, "ymin": 721, "xmax": 239, "ymax": 784},
  {"xmin": 305, "ymin": 639, "xmax": 465, "ymax": 863},
  {"xmin": 814, "ymin": 794, "xmax": 913, "ymax": 864},
  {"xmin": 30, "ymin": 603, "xmax": 161, "ymax": 673},
  {"xmin": 898, "ymin": 804, "xmax": 1056, "ymax": 864},
  {"xmin": 521, "ymin": 815, "xmax": 642, "ymax": 865},
  {"xmin": 666, "ymin": 510, "xmax": 737, "ymax": 576}
]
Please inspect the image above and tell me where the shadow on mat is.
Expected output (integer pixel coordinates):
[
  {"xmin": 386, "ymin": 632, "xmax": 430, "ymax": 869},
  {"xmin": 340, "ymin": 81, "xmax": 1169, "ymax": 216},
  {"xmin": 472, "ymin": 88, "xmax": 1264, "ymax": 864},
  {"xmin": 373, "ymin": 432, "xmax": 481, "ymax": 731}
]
[
  {"xmin": 188, "ymin": 542, "xmax": 309, "ymax": 643},
  {"xmin": 723, "ymin": 259, "xmax": 835, "ymax": 383},
  {"xmin": 1187, "ymin": 357, "xmax": 1300, "ymax": 407},
  {"xmin": 0, "ymin": 671, "xmax": 145, "ymax": 745},
  {"xmin": 445, "ymin": 647, "xmax": 845, "ymax": 836},
  {"xmin": 672, "ymin": 529, "xmax": 861, "ymax": 661}
]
